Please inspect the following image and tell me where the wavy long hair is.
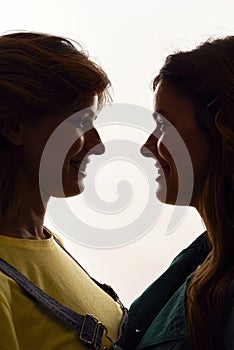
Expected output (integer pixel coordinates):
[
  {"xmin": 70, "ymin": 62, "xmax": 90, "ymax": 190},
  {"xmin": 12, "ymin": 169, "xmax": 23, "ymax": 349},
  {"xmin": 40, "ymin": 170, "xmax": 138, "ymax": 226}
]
[
  {"xmin": 153, "ymin": 36, "xmax": 234, "ymax": 349},
  {"xmin": 0, "ymin": 31, "xmax": 111, "ymax": 222}
]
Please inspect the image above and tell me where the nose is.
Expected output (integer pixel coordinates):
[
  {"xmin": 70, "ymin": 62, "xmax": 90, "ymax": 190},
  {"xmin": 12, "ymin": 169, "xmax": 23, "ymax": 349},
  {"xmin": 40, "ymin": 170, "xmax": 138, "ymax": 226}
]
[
  {"xmin": 85, "ymin": 128, "xmax": 105, "ymax": 155},
  {"xmin": 141, "ymin": 133, "xmax": 158, "ymax": 158}
]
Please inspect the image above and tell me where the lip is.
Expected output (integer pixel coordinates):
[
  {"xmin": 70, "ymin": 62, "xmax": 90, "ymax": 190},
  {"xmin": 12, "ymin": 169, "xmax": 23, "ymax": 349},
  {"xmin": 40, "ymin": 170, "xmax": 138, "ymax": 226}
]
[
  {"xmin": 70, "ymin": 156, "xmax": 90, "ymax": 168},
  {"xmin": 155, "ymin": 162, "xmax": 170, "ymax": 176},
  {"xmin": 70, "ymin": 165, "xmax": 86, "ymax": 181},
  {"xmin": 69, "ymin": 160, "xmax": 88, "ymax": 179}
]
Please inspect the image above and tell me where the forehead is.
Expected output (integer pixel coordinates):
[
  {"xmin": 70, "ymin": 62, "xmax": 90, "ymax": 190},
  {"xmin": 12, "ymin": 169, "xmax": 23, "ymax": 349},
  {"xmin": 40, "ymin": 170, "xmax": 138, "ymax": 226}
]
[
  {"xmin": 154, "ymin": 80, "xmax": 193, "ymax": 117},
  {"xmin": 72, "ymin": 95, "xmax": 96, "ymax": 112},
  {"xmin": 61, "ymin": 95, "xmax": 96, "ymax": 126}
]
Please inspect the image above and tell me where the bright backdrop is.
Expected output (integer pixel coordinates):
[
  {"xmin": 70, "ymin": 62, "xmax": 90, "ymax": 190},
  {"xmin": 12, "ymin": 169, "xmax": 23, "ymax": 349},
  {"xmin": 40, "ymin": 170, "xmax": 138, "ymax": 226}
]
[{"xmin": 1, "ymin": 0, "xmax": 233, "ymax": 306}]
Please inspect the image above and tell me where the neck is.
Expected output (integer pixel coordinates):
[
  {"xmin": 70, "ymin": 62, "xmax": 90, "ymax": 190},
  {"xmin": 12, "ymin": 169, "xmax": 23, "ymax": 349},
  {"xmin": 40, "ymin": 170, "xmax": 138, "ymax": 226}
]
[{"xmin": 0, "ymin": 187, "xmax": 49, "ymax": 240}]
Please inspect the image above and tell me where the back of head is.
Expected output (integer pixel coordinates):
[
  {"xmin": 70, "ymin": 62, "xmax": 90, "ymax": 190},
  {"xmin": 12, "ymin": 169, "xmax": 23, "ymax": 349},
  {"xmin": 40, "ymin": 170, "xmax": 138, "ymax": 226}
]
[
  {"xmin": 0, "ymin": 31, "xmax": 110, "ymax": 120},
  {"xmin": 0, "ymin": 31, "xmax": 111, "ymax": 218}
]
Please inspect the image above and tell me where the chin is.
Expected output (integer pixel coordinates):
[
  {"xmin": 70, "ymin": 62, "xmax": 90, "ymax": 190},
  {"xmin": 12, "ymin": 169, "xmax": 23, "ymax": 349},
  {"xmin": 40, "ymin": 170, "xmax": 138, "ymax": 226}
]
[
  {"xmin": 63, "ymin": 183, "xmax": 85, "ymax": 197},
  {"xmin": 49, "ymin": 182, "xmax": 84, "ymax": 198},
  {"xmin": 156, "ymin": 186, "xmax": 180, "ymax": 206},
  {"xmin": 156, "ymin": 193, "xmax": 177, "ymax": 206},
  {"xmin": 156, "ymin": 175, "xmax": 193, "ymax": 206},
  {"xmin": 156, "ymin": 188, "xmax": 167, "ymax": 203}
]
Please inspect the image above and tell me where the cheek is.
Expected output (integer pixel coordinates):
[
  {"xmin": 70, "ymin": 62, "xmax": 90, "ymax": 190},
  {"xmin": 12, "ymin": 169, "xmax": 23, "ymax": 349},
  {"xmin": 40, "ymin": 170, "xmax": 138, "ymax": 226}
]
[
  {"xmin": 157, "ymin": 136, "xmax": 174, "ymax": 164},
  {"xmin": 157, "ymin": 138, "xmax": 165, "ymax": 157},
  {"xmin": 66, "ymin": 135, "xmax": 85, "ymax": 158},
  {"xmin": 22, "ymin": 135, "xmax": 47, "ymax": 171},
  {"xmin": 191, "ymin": 140, "xmax": 211, "ymax": 177},
  {"xmin": 181, "ymin": 130, "xmax": 211, "ymax": 193},
  {"xmin": 55, "ymin": 125, "xmax": 85, "ymax": 161}
]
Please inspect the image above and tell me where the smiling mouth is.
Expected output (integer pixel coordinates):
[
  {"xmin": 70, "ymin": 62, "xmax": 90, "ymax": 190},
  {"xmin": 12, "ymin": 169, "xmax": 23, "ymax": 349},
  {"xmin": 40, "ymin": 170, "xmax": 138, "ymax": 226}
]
[
  {"xmin": 155, "ymin": 163, "xmax": 170, "ymax": 175},
  {"xmin": 70, "ymin": 160, "xmax": 87, "ymax": 173}
]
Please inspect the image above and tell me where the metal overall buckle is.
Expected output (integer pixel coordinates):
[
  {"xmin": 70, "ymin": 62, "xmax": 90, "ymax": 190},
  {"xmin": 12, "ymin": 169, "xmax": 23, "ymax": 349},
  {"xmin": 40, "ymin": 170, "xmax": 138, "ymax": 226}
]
[{"xmin": 79, "ymin": 314, "xmax": 104, "ymax": 350}]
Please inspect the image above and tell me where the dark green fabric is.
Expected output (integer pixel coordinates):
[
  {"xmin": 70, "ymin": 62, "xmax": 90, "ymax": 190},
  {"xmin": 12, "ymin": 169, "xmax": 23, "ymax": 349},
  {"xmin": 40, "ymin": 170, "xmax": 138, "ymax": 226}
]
[{"xmin": 123, "ymin": 232, "xmax": 211, "ymax": 350}]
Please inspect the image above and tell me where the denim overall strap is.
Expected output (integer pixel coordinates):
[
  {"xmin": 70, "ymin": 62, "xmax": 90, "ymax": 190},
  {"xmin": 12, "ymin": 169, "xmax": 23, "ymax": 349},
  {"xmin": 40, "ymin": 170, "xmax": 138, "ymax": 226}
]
[
  {"xmin": 0, "ymin": 257, "xmax": 105, "ymax": 350},
  {"xmin": 52, "ymin": 234, "xmax": 128, "ymax": 349}
]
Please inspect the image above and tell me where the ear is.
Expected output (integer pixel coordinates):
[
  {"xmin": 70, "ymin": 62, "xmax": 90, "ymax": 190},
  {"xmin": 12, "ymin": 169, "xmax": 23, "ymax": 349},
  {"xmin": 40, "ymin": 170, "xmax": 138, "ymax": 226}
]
[{"xmin": 0, "ymin": 120, "xmax": 25, "ymax": 146}]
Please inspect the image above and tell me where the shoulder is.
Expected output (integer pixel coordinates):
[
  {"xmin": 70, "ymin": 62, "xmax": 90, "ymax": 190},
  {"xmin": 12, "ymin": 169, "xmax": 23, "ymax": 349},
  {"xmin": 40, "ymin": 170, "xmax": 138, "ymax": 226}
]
[
  {"xmin": 124, "ymin": 232, "xmax": 209, "ymax": 350},
  {"xmin": 171, "ymin": 231, "xmax": 210, "ymax": 266},
  {"xmin": 0, "ymin": 270, "xmax": 19, "ymax": 308},
  {"xmin": 0, "ymin": 274, "xmax": 20, "ymax": 349},
  {"xmin": 134, "ymin": 231, "xmax": 209, "ymax": 308}
]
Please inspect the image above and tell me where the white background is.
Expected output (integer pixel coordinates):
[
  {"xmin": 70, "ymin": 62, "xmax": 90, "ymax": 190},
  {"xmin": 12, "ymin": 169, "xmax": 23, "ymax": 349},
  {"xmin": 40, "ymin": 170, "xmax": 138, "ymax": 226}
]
[{"xmin": 1, "ymin": 0, "xmax": 233, "ymax": 306}]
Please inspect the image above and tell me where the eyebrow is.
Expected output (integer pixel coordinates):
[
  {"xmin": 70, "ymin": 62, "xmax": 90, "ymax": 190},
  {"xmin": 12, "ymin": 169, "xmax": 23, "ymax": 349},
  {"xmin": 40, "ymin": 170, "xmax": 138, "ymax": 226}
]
[
  {"xmin": 75, "ymin": 108, "xmax": 96, "ymax": 119},
  {"xmin": 70, "ymin": 108, "xmax": 97, "ymax": 124},
  {"xmin": 152, "ymin": 109, "xmax": 169, "ymax": 120},
  {"xmin": 156, "ymin": 108, "xmax": 168, "ymax": 115}
]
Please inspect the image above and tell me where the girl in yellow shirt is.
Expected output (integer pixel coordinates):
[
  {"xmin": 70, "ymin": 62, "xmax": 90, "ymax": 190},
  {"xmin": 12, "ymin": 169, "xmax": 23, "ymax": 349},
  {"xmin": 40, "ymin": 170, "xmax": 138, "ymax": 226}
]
[{"xmin": 0, "ymin": 31, "xmax": 125, "ymax": 350}]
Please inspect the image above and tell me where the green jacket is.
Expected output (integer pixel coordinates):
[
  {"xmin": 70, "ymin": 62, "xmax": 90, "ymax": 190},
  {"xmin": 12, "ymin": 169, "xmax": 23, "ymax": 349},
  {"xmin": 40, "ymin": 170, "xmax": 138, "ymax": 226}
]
[{"xmin": 123, "ymin": 232, "xmax": 234, "ymax": 349}]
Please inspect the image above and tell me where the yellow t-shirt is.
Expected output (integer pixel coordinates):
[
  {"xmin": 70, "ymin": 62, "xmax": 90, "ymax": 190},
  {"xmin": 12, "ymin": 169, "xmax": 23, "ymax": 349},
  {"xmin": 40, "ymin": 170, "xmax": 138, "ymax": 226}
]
[{"xmin": 0, "ymin": 231, "xmax": 124, "ymax": 350}]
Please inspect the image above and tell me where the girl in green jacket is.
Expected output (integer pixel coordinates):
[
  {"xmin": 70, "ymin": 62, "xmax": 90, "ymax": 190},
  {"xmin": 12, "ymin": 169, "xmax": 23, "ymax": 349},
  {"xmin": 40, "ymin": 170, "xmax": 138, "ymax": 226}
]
[{"xmin": 124, "ymin": 36, "xmax": 234, "ymax": 350}]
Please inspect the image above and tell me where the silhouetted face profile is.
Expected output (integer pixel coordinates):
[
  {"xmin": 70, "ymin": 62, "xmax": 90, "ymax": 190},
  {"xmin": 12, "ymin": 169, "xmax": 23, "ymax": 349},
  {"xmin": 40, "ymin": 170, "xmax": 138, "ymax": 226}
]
[
  {"xmin": 20, "ymin": 97, "xmax": 105, "ymax": 198},
  {"xmin": 141, "ymin": 80, "xmax": 212, "ymax": 207}
]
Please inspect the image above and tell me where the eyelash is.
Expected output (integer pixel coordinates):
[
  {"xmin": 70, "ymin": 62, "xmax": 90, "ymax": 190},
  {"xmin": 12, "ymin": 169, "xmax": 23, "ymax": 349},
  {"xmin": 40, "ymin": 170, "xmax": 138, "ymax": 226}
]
[
  {"xmin": 79, "ymin": 115, "xmax": 91, "ymax": 128},
  {"xmin": 72, "ymin": 114, "xmax": 94, "ymax": 128}
]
